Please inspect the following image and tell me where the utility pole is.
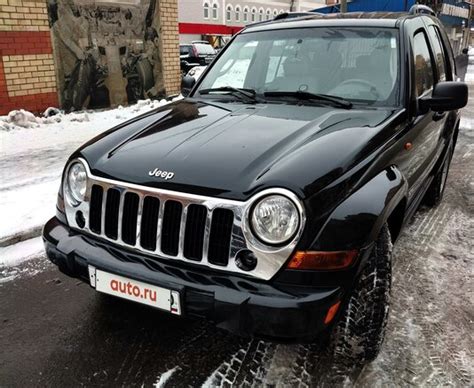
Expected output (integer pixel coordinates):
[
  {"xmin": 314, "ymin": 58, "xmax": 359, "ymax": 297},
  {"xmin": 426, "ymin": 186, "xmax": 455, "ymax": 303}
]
[{"xmin": 340, "ymin": 0, "xmax": 347, "ymax": 13}]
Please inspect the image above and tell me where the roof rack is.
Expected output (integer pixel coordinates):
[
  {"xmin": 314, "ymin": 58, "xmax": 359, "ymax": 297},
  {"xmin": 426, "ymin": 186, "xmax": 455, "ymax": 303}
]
[
  {"xmin": 409, "ymin": 4, "xmax": 436, "ymax": 16},
  {"xmin": 273, "ymin": 11, "xmax": 321, "ymax": 21},
  {"xmin": 245, "ymin": 11, "xmax": 321, "ymax": 28}
]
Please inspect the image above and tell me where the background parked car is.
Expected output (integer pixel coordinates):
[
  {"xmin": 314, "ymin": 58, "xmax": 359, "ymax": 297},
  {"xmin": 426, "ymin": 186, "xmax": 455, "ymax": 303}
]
[{"xmin": 180, "ymin": 43, "xmax": 216, "ymax": 75}]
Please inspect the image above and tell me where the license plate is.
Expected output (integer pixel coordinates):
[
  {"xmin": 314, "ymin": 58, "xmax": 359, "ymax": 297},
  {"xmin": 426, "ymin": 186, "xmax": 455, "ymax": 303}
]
[{"xmin": 90, "ymin": 267, "xmax": 181, "ymax": 315}]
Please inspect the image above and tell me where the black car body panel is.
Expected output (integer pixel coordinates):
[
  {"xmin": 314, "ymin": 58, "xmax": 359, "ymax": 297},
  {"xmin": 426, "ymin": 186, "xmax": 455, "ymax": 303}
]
[{"xmin": 44, "ymin": 10, "xmax": 467, "ymax": 341}]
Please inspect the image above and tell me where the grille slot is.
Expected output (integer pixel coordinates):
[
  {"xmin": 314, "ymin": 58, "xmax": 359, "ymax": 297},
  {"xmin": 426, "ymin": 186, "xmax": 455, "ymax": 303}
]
[
  {"xmin": 140, "ymin": 196, "xmax": 160, "ymax": 251},
  {"xmin": 121, "ymin": 192, "xmax": 139, "ymax": 245},
  {"xmin": 161, "ymin": 201, "xmax": 183, "ymax": 256},
  {"xmin": 89, "ymin": 184, "xmax": 103, "ymax": 233},
  {"xmin": 183, "ymin": 204, "xmax": 207, "ymax": 261},
  {"xmin": 104, "ymin": 188, "xmax": 121, "ymax": 240},
  {"xmin": 208, "ymin": 208, "xmax": 234, "ymax": 266}
]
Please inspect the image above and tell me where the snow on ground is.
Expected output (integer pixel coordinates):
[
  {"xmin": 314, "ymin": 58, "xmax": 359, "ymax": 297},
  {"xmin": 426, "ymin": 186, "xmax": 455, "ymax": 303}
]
[
  {"xmin": 153, "ymin": 367, "xmax": 180, "ymax": 388},
  {"xmin": 0, "ymin": 237, "xmax": 43, "ymax": 267},
  {"xmin": 0, "ymin": 98, "xmax": 177, "ymax": 243},
  {"xmin": 0, "ymin": 237, "xmax": 47, "ymax": 283}
]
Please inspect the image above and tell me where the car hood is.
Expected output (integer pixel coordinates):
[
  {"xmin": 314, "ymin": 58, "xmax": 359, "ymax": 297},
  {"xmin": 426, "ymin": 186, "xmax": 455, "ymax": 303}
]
[{"xmin": 77, "ymin": 99, "xmax": 400, "ymax": 201}]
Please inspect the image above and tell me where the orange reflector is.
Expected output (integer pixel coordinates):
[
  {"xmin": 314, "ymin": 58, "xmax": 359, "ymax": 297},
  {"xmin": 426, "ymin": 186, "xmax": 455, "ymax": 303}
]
[
  {"xmin": 287, "ymin": 250, "xmax": 358, "ymax": 270},
  {"xmin": 324, "ymin": 301, "xmax": 341, "ymax": 325}
]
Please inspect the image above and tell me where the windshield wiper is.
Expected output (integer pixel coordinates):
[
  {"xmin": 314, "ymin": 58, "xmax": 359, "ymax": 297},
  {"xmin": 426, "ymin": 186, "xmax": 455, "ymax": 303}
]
[
  {"xmin": 264, "ymin": 91, "xmax": 353, "ymax": 109},
  {"xmin": 199, "ymin": 86, "xmax": 261, "ymax": 103}
]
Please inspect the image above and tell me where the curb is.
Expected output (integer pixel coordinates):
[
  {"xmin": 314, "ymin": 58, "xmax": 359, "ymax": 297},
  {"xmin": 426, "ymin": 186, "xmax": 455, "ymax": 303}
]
[{"xmin": 0, "ymin": 226, "xmax": 43, "ymax": 248}]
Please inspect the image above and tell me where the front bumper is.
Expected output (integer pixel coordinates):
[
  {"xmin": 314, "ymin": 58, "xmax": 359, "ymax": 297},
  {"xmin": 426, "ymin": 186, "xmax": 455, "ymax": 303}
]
[{"xmin": 43, "ymin": 217, "xmax": 342, "ymax": 341}]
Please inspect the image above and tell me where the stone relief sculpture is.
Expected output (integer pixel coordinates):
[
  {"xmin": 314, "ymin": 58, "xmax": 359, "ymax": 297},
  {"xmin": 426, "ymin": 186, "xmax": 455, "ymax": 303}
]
[{"xmin": 47, "ymin": 0, "xmax": 165, "ymax": 111}]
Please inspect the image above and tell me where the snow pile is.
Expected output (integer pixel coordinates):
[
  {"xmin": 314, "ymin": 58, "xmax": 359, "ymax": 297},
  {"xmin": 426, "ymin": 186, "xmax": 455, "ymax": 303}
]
[{"xmin": 0, "ymin": 97, "xmax": 181, "ymax": 132}]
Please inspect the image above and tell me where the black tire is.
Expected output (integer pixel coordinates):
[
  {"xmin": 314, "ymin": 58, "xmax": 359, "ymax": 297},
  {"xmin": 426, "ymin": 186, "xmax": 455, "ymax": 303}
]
[
  {"xmin": 331, "ymin": 224, "xmax": 392, "ymax": 365},
  {"xmin": 423, "ymin": 143, "xmax": 453, "ymax": 207}
]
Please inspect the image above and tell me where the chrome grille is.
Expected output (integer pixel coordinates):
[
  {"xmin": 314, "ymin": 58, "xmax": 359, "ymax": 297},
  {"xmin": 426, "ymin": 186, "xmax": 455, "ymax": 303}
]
[
  {"xmin": 88, "ymin": 183, "xmax": 234, "ymax": 267},
  {"xmin": 64, "ymin": 158, "xmax": 306, "ymax": 280}
]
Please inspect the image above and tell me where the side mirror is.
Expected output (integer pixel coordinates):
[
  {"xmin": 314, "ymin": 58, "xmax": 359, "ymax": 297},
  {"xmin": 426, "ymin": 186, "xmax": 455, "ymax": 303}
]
[
  {"xmin": 181, "ymin": 76, "xmax": 196, "ymax": 97},
  {"xmin": 462, "ymin": 48, "xmax": 469, "ymax": 55},
  {"xmin": 420, "ymin": 81, "xmax": 468, "ymax": 113}
]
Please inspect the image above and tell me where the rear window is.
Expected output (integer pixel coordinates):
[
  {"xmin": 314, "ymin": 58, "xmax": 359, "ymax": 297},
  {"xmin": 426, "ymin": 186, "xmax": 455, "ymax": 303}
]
[{"xmin": 195, "ymin": 44, "xmax": 216, "ymax": 55}]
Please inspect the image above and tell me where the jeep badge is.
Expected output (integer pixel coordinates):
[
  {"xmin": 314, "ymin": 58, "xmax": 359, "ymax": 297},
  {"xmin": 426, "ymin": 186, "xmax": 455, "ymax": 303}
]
[{"xmin": 148, "ymin": 168, "xmax": 174, "ymax": 180}]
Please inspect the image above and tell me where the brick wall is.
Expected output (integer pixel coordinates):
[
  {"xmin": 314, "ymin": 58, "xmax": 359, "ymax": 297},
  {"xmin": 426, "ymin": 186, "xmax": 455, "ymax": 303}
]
[
  {"xmin": 0, "ymin": 0, "xmax": 58, "ymax": 114},
  {"xmin": 159, "ymin": 0, "xmax": 181, "ymax": 95}
]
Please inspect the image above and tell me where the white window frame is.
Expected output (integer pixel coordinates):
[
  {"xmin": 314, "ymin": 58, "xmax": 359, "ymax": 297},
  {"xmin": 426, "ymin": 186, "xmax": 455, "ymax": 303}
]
[
  {"xmin": 212, "ymin": 2, "xmax": 218, "ymax": 20},
  {"xmin": 226, "ymin": 4, "xmax": 233, "ymax": 22},
  {"xmin": 243, "ymin": 6, "xmax": 249, "ymax": 22},
  {"xmin": 258, "ymin": 7, "xmax": 264, "ymax": 22},
  {"xmin": 203, "ymin": 1, "xmax": 210, "ymax": 19},
  {"xmin": 235, "ymin": 5, "xmax": 241, "ymax": 22},
  {"xmin": 251, "ymin": 7, "xmax": 257, "ymax": 22}
]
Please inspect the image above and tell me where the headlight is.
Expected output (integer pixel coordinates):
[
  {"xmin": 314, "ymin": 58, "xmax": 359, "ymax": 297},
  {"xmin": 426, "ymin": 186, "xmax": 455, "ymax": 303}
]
[
  {"xmin": 66, "ymin": 161, "xmax": 87, "ymax": 205},
  {"xmin": 251, "ymin": 195, "xmax": 300, "ymax": 245}
]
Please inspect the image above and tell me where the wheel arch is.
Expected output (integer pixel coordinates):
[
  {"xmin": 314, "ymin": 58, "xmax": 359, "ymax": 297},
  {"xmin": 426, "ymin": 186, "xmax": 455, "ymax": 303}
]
[
  {"xmin": 310, "ymin": 166, "xmax": 408, "ymax": 251},
  {"xmin": 386, "ymin": 197, "xmax": 407, "ymax": 243}
]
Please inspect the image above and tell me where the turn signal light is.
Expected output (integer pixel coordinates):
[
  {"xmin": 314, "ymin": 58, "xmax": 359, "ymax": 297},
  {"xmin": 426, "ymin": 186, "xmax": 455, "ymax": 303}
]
[
  {"xmin": 324, "ymin": 301, "xmax": 341, "ymax": 324},
  {"xmin": 287, "ymin": 250, "xmax": 358, "ymax": 270}
]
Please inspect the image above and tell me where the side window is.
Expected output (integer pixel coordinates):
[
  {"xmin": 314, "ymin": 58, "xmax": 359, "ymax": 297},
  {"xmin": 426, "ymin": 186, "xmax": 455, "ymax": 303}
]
[
  {"xmin": 428, "ymin": 26, "xmax": 447, "ymax": 82},
  {"xmin": 413, "ymin": 32, "xmax": 434, "ymax": 96}
]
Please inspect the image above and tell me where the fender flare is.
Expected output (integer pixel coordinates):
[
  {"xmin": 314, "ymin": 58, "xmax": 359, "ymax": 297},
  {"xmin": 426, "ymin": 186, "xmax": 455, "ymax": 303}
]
[{"xmin": 310, "ymin": 166, "xmax": 408, "ymax": 251}]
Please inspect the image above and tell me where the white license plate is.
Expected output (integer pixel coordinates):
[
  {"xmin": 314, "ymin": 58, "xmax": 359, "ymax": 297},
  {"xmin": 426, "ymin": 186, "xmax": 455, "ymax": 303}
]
[{"xmin": 90, "ymin": 267, "xmax": 181, "ymax": 315}]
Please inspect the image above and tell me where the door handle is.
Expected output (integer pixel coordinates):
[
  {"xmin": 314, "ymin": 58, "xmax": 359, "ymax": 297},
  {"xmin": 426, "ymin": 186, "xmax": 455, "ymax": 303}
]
[{"xmin": 432, "ymin": 112, "xmax": 446, "ymax": 122}]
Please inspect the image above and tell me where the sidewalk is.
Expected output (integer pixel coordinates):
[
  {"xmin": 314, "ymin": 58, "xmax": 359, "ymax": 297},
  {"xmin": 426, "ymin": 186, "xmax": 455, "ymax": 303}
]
[{"xmin": 0, "ymin": 99, "xmax": 171, "ymax": 247}]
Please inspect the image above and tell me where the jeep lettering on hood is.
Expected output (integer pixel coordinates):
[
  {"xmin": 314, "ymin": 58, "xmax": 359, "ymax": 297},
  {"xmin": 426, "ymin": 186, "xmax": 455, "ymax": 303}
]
[{"xmin": 148, "ymin": 168, "xmax": 175, "ymax": 180}]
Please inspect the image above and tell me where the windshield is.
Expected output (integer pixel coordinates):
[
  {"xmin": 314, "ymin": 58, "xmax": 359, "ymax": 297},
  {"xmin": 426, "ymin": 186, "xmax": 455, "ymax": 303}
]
[
  {"xmin": 180, "ymin": 45, "xmax": 191, "ymax": 55},
  {"xmin": 195, "ymin": 28, "xmax": 400, "ymax": 106}
]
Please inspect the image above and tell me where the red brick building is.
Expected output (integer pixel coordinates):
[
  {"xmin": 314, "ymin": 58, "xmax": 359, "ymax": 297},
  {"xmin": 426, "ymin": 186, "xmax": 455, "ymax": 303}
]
[{"xmin": 0, "ymin": 0, "xmax": 58, "ymax": 115}]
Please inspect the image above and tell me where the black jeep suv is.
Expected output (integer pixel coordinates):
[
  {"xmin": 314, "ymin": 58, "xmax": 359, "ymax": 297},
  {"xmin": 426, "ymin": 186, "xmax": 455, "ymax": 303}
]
[{"xmin": 43, "ymin": 7, "xmax": 468, "ymax": 364}]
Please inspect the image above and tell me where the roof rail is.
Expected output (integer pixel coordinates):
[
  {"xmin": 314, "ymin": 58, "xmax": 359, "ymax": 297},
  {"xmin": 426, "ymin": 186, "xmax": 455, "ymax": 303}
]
[
  {"xmin": 409, "ymin": 4, "xmax": 436, "ymax": 16},
  {"xmin": 245, "ymin": 11, "xmax": 321, "ymax": 28},
  {"xmin": 273, "ymin": 11, "xmax": 321, "ymax": 21}
]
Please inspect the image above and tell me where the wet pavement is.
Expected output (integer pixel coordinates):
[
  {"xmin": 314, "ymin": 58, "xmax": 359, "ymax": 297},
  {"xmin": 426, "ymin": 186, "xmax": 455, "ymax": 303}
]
[{"xmin": 1, "ymin": 61, "xmax": 473, "ymax": 387}]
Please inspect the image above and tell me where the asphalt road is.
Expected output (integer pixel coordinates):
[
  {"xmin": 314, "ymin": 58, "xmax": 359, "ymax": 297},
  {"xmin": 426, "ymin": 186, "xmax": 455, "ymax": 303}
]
[{"xmin": 1, "ymin": 64, "xmax": 473, "ymax": 387}]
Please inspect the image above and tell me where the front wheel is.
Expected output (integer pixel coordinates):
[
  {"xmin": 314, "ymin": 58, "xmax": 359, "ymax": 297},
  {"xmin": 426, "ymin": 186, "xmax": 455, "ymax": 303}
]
[{"xmin": 330, "ymin": 224, "xmax": 392, "ymax": 365}]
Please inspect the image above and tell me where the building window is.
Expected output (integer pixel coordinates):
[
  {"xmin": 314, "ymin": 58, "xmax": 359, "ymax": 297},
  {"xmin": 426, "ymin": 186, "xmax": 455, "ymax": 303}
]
[
  {"xmin": 212, "ymin": 3, "xmax": 218, "ymax": 19},
  {"xmin": 243, "ymin": 7, "xmax": 249, "ymax": 22},
  {"xmin": 266, "ymin": 9, "xmax": 271, "ymax": 20},
  {"xmin": 279, "ymin": 10, "xmax": 284, "ymax": 14},
  {"xmin": 203, "ymin": 2, "xmax": 209, "ymax": 19},
  {"xmin": 226, "ymin": 5, "xmax": 232, "ymax": 22},
  {"xmin": 258, "ymin": 8, "xmax": 264, "ymax": 21},
  {"xmin": 273, "ymin": 9, "xmax": 278, "ymax": 17},
  {"xmin": 235, "ymin": 6, "xmax": 241, "ymax": 22},
  {"xmin": 251, "ymin": 7, "xmax": 256, "ymax": 22}
]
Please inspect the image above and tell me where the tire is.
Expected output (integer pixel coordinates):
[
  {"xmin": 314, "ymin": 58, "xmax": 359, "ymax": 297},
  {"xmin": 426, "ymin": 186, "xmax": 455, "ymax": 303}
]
[
  {"xmin": 331, "ymin": 224, "xmax": 392, "ymax": 365},
  {"xmin": 423, "ymin": 143, "xmax": 453, "ymax": 208}
]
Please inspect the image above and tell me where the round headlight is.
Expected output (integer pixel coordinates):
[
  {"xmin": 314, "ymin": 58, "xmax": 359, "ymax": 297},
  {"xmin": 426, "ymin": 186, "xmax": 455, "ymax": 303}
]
[
  {"xmin": 251, "ymin": 195, "xmax": 300, "ymax": 245},
  {"xmin": 66, "ymin": 162, "xmax": 87, "ymax": 204}
]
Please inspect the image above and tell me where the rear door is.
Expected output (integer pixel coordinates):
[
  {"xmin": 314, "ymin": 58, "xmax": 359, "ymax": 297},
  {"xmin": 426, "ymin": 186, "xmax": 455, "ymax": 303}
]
[{"xmin": 402, "ymin": 24, "xmax": 446, "ymax": 200}]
